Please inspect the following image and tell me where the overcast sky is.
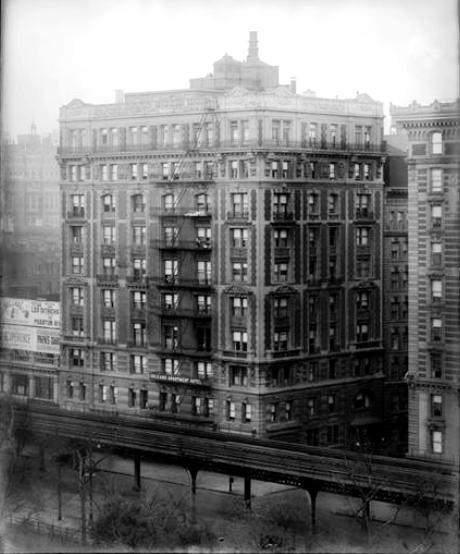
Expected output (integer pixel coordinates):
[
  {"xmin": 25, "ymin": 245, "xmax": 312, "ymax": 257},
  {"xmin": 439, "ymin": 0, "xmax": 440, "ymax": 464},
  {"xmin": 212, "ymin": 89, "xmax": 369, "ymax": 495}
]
[{"xmin": 1, "ymin": 0, "xmax": 458, "ymax": 138}]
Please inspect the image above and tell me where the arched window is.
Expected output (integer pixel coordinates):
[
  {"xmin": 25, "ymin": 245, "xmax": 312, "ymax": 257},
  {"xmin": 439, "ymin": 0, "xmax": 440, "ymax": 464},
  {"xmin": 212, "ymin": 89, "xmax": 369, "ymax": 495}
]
[{"xmin": 431, "ymin": 132, "xmax": 442, "ymax": 154}]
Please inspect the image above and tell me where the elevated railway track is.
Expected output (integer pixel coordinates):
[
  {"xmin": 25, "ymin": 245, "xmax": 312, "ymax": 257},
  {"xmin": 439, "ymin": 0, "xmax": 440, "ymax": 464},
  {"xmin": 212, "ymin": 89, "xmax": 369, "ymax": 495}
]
[{"xmin": 14, "ymin": 403, "xmax": 459, "ymax": 525}]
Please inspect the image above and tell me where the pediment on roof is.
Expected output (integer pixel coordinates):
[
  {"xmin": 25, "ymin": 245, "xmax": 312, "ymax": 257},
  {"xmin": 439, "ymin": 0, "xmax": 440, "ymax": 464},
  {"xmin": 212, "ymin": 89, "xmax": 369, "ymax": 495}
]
[
  {"xmin": 270, "ymin": 86, "xmax": 295, "ymax": 97},
  {"xmin": 356, "ymin": 93, "xmax": 375, "ymax": 103},
  {"xmin": 226, "ymin": 86, "xmax": 251, "ymax": 97},
  {"xmin": 66, "ymin": 98, "xmax": 86, "ymax": 108}
]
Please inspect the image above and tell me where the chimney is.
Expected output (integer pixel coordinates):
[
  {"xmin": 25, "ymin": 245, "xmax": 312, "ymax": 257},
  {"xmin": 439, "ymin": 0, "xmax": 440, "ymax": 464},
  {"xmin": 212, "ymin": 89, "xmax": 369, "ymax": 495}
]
[
  {"xmin": 290, "ymin": 77, "xmax": 297, "ymax": 94},
  {"xmin": 247, "ymin": 31, "xmax": 259, "ymax": 60},
  {"xmin": 114, "ymin": 89, "xmax": 124, "ymax": 103}
]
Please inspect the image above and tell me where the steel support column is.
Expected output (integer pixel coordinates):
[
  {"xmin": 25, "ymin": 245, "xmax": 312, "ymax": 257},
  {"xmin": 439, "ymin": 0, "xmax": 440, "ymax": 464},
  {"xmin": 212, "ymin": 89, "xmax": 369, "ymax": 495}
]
[
  {"xmin": 244, "ymin": 476, "xmax": 251, "ymax": 509},
  {"xmin": 133, "ymin": 452, "xmax": 141, "ymax": 491}
]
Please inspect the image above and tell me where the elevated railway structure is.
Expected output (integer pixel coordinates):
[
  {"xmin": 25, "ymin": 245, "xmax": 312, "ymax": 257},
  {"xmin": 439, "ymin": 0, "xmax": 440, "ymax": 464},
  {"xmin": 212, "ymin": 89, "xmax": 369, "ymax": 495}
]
[{"xmin": 14, "ymin": 403, "xmax": 459, "ymax": 527}]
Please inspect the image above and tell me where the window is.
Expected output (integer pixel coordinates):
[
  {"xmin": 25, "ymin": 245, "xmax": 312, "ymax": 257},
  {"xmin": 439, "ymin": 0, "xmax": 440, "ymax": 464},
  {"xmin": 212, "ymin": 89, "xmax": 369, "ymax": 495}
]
[
  {"xmin": 356, "ymin": 323, "xmax": 369, "ymax": 342},
  {"xmin": 163, "ymin": 193, "xmax": 175, "ymax": 212},
  {"xmin": 66, "ymin": 380, "xmax": 74, "ymax": 399},
  {"xmin": 231, "ymin": 228, "xmax": 248, "ymax": 248},
  {"xmin": 103, "ymin": 225, "xmax": 116, "ymax": 245},
  {"xmin": 196, "ymin": 362, "xmax": 212, "ymax": 379},
  {"xmin": 71, "ymin": 226, "xmax": 83, "ymax": 244},
  {"xmin": 71, "ymin": 287, "xmax": 84, "ymax": 306},
  {"xmin": 431, "ymin": 132, "xmax": 442, "ymax": 155},
  {"xmin": 431, "ymin": 317, "xmax": 442, "ymax": 342},
  {"xmin": 273, "ymin": 262, "xmax": 288, "ymax": 282},
  {"xmin": 192, "ymin": 396, "xmax": 202, "ymax": 416},
  {"xmin": 101, "ymin": 165, "xmax": 108, "ymax": 181},
  {"xmin": 364, "ymin": 127, "xmax": 371, "ymax": 147},
  {"xmin": 197, "ymin": 260, "xmax": 211, "ymax": 284},
  {"xmin": 354, "ymin": 392, "xmax": 370, "ymax": 409},
  {"xmin": 132, "ymin": 194, "xmax": 145, "ymax": 213},
  {"xmin": 109, "ymin": 385, "xmax": 118, "ymax": 405},
  {"xmin": 230, "ymin": 121, "xmax": 239, "ymax": 144},
  {"xmin": 33, "ymin": 377, "xmax": 52, "ymax": 400},
  {"xmin": 273, "ymin": 193, "xmax": 289, "ymax": 216},
  {"xmin": 327, "ymin": 394, "xmax": 336, "ymax": 413},
  {"xmin": 196, "ymin": 326, "xmax": 211, "ymax": 351},
  {"xmin": 164, "ymin": 259, "xmax": 178, "ymax": 282},
  {"xmin": 231, "ymin": 262, "xmax": 248, "ymax": 282},
  {"xmin": 328, "ymin": 193, "xmax": 338, "ymax": 213},
  {"xmin": 101, "ymin": 352, "xmax": 116, "ymax": 372},
  {"xmin": 356, "ymin": 258, "xmax": 370, "ymax": 278},
  {"xmin": 329, "ymin": 163, "xmax": 336, "ymax": 179},
  {"xmin": 231, "ymin": 193, "xmax": 248, "ymax": 217},
  {"xmin": 131, "ymin": 355, "xmax": 146, "ymax": 374},
  {"xmin": 72, "ymin": 256, "xmax": 84, "ymax": 275},
  {"xmin": 242, "ymin": 402, "xmax": 252, "ymax": 423},
  {"xmin": 70, "ymin": 194, "xmax": 85, "ymax": 216},
  {"xmin": 132, "ymin": 226, "xmax": 146, "ymax": 246},
  {"xmin": 164, "ymin": 358, "xmax": 179, "ymax": 375},
  {"xmin": 356, "ymin": 194, "xmax": 370, "ymax": 217},
  {"xmin": 274, "ymin": 229, "xmax": 288, "ymax": 248},
  {"xmin": 163, "ymin": 324, "xmax": 179, "ymax": 349},
  {"xmin": 110, "ymin": 164, "xmax": 118, "ymax": 181},
  {"xmin": 103, "ymin": 319, "xmax": 116, "ymax": 343},
  {"xmin": 128, "ymin": 388, "xmax": 136, "ymax": 408},
  {"xmin": 230, "ymin": 160, "xmax": 238, "ymax": 178},
  {"xmin": 431, "ymin": 205, "xmax": 442, "ymax": 228},
  {"xmin": 431, "ymin": 352, "xmax": 442, "ymax": 379},
  {"xmin": 70, "ymin": 165, "xmax": 78, "ymax": 181},
  {"xmin": 71, "ymin": 316, "xmax": 84, "ymax": 337},
  {"xmin": 70, "ymin": 348, "xmax": 84, "ymax": 367},
  {"xmin": 196, "ymin": 227, "xmax": 211, "ymax": 247},
  {"xmin": 431, "ymin": 241, "xmax": 442, "ymax": 266},
  {"xmin": 196, "ymin": 294, "xmax": 211, "ymax": 313},
  {"xmin": 130, "ymin": 163, "xmax": 138, "ymax": 180},
  {"xmin": 102, "ymin": 257, "xmax": 116, "ymax": 276},
  {"xmin": 102, "ymin": 194, "xmax": 115, "ymax": 213},
  {"xmin": 285, "ymin": 401, "xmax": 292, "ymax": 421},
  {"xmin": 163, "ymin": 226, "xmax": 178, "ymax": 247},
  {"xmin": 364, "ymin": 164, "xmax": 371, "ymax": 180},
  {"xmin": 354, "ymin": 163, "xmax": 361, "ymax": 179},
  {"xmin": 308, "ymin": 123, "xmax": 317, "ymax": 146},
  {"xmin": 272, "ymin": 120, "xmax": 280, "ymax": 142},
  {"xmin": 79, "ymin": 381, "xmax": 87, "ymax": 401},
  {"xmin": 307, "ymin": 193, "xmax": 319, "ymax": 215},
  {"xmin": 230, "ymin": 366, "xmax": 248, "ymax": 386},
  {"xmin": 431, "ymin": 394, "xmax": 443, "ymax": 417},
  {"xmin": 232, "ymin": 330, "xmax": 248, "ymax": 352},
  {"xmin": 231, "ymin": 297, "xmax": 248, "ymax": 317},
  {"xmin": 196, "ymin": 193, "xmax": 209, "ymax": 213},
  {"xmin": 163, "ymin": 293, "xmax": 178, "ymax": 310},
  {"xmin": 356, "ymin": 227, "xmax": 369, "ymax": 246},
  {"xmin": 282, "ymin": 121, "xmax": 291, "ymax": 144},
  {"xmin": 431, "ymin": 169, "xmax": 442, "ymax": 193},
  {"xmin": 271, "ymin": 161, "xmax": 279, "ymax": 178},
  {"xmin": 431, "ymin": 430, "xmax": 443, "ymax": 453},
  {"xmin": 431, "ymin": 279, "xmax": 442, "ymax": 301},
  {"xmin": 307, "ymin": 398, "xmax": 316, "ymax": 416},
  {"xmin": 159, "ymin": 392, "xmax": 167, "ymax": 411},
  {"xmin": 133, "ymin": 258, "xmax": 146, "ymax": 280},
  {"xmin": 132, "ymin": 322, "xmax": 146, "ymax": 346},
  {"xmin": 269, "ymin": 403, "xmax": 278, "ymax": 423},
  {"xmin": 281, "ymin": 161, "xmax": 289, "ymax": 178},
  {"xmin": 274, "ymin": 297, "xmax": 288, "ymax": 318},
  {"xmin": 227, "ymin": 400, "xmax": 236, "ymax": 421},
  {"xmin": 172, "ymin": 124, "xmax": 181, "ymax": 146},
  {"xmin": 274, "ymin": 330, "xmax": 288, "ymax": 350}
]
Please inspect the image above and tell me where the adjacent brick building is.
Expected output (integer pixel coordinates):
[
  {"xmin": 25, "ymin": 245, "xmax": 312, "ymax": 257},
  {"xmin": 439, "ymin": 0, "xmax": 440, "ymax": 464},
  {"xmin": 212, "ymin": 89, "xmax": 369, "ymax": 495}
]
[
  {"xmin": 57, "ymin": 33, "xmax": 387, "ymax": 446},
  {"xmin": 1, "ymin": 125, "xmax": 60, "ymax": 299},
  {"xmin": 390, "ymin": 99, "xmax": 460, "ymax": 462}
]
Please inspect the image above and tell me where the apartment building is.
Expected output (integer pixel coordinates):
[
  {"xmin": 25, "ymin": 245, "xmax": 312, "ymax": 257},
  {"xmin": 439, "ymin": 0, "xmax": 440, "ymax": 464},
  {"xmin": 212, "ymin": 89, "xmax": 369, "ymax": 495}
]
[
  {"xmin": 1, "ymin": 125, "xmax": 60, "ymax": 299},
  {"xmin": 390, "ymin": 99, "xmax": 460, "ymax": 462},
  {"xmin": 382, "ymin": 142, "xmax": 409, "ymax": 454},
  {"xmin": 57, "ymin": 33, "xmax": 387, "ymax": 446}
]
